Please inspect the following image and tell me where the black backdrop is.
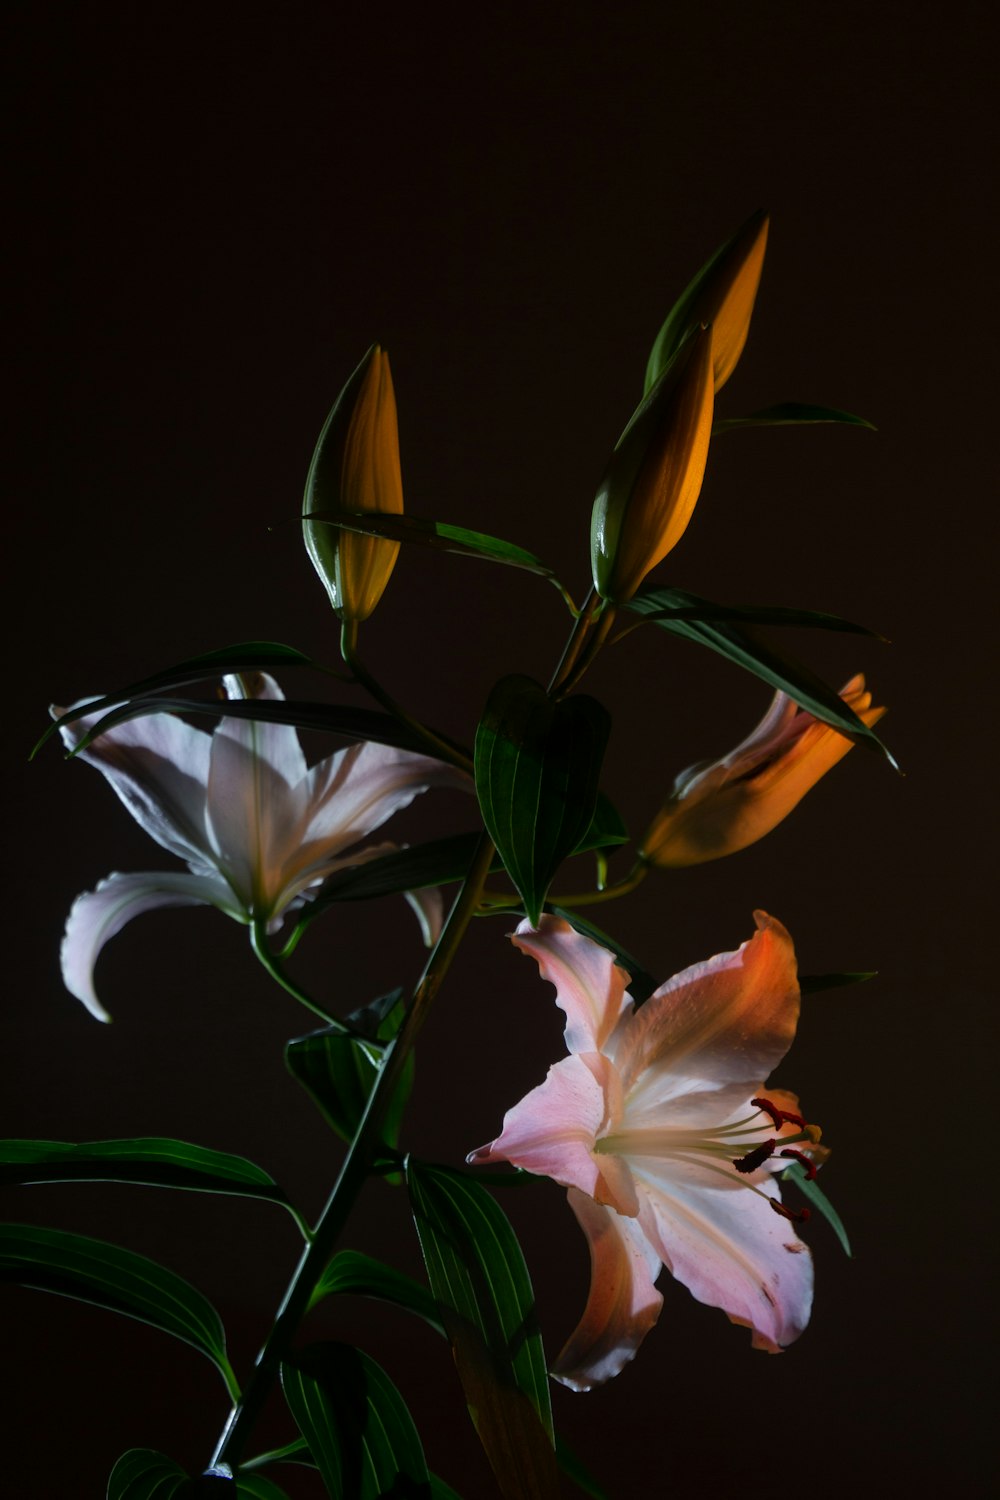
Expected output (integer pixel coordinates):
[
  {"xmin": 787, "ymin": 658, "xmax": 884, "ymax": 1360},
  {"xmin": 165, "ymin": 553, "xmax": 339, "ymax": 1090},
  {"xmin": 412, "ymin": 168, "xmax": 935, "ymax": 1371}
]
[{"xmin": 6, "ymin": 3, "xmax": 995, "ymax": 1496}]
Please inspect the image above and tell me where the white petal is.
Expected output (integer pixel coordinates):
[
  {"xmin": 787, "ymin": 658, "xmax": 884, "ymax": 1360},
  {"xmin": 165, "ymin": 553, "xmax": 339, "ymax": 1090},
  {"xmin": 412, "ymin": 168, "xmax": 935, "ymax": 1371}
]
[
  {"xmin": 61, "ymin": 870, "xmax": 237, "ymax": 1021},
  {"xmin": 54, "ymin": 702, "xmax": 213, "ymax": 868},
  {"xmin": 299, "ymin": 740, "xmax": 470, "ymax": 853}
]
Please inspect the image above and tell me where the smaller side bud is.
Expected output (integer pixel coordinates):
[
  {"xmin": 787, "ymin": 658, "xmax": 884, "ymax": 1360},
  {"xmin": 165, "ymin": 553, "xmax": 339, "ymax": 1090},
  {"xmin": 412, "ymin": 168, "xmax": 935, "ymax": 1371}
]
[
  {"xmin": 302, "ymin": 344, "xmax": 403, "ymax": 622},
  {"xmin": 644, "ymin": 210, "xmax": 769, "ymax": 395},
  {"xmin": 591, "ymin": 324, "xmax": 714, "ymax": 604}
]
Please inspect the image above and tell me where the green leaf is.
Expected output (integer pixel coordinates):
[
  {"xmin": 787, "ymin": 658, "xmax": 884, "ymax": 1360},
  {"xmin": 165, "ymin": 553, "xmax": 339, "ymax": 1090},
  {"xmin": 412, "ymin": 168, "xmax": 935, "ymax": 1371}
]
[
  {"xmin": 61, "ymin": 695, "xmax": 466, "ymax": 763},
  {"xmin": 623, "ymin": 584, "xmax": 881, "ymax": 638},
  {"xmin": 0, "ymin": 1223, "xmax": 237, "ymax": 1397},
  {"xmin": 577, "ymin": 791, "xmax": 628, "ymax": 851},
  {"xmin": 475, "ymin": 676, "xmax": 611, "ymax": 925},
  {"xmin": 548, "ymin": 908, "xmax": 658, "ymax": 1006},
  {"xmin": 714, "ymin": 401, "xmax": 876, "ymax": 433},
  {"xmin": 0, "ymin": 1137, "xmax": 290, "ymax": 1211},
  {"xmin": 303, "ymin": 507, "xmax": 556, "ymax": 579},
  {"xmin": 107, "ymin": 1451, "xmax": 234, "ymax": 1497},
  {"xmin": 309, "ymin": 1249, "xmax": 444, "ymax": 1332},
  {"xmin": 235, "ymin": 1476, "xmax": 292, "ymax": 1499},
  {"xmin": 37, "ymin": 643, "xmax": 319, "ymax": 757},
  {"xmin": 407, "ymin": 1160, "xmax": 558, "ymax": 1500},
  {"xmin": 555, "ymin": 1438, "xmax": 610, "ymax": 1500},
  {"xmin": 627, "ymin": 589, "xmax": 895, "ymax": 763},
  {"xmin": 781, "ymin": 1162, "xmax": 852, "ymax": 1257},
  {"xmin": 281, "ymin": 1342, "xmax": 431, "ymax": 1499},
  {"xmin": 286, "ymin": 1002, "xmax": 412, "ymax": 1158},
  {"xmin": 800, "ymin": 970, "xmax": 877, "ymax": 995},
  {"xmin": 429, "ymin": 1479, "xmax": 463, "ymax": 1500}
]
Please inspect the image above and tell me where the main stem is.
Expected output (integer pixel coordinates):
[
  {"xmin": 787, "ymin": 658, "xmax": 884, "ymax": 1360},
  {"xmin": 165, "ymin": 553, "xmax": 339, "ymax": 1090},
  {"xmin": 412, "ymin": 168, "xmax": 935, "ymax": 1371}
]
[{"xmin": 208, "ymin": 831, "xmax": 496, "ymax": 1476}]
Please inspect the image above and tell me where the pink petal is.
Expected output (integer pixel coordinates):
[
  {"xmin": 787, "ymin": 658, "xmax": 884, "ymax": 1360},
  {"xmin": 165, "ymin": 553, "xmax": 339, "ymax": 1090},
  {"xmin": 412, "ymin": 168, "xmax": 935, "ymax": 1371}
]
[
  {"xmin": 614, "ymin": 912, "xmax": 800, "ymax": 1109},
  {"xmin": 512, "ymin": 916, "xmax": 633, "ymax": 1056},
  {"xmin": 54, "ymin": 701, "xmax": 213, "ymax": 869},
  {"xmin": 61, "ymin": 870, "xmax": 235, "ymax": 1021},
  {"xmin": 632, "ymin": 1163, "xmax": 813, "ymax": 1352},
  {"xmin": 468, "ymin": 1053, "xmax": 637, "ymax": 1214},
  {"xmin": 300, "ymin": 740, "xmax": 471, "ymax": 852},
  {"xmin": 552, "ymin": 1189, "xmax": 664, "ymax": 1391}
]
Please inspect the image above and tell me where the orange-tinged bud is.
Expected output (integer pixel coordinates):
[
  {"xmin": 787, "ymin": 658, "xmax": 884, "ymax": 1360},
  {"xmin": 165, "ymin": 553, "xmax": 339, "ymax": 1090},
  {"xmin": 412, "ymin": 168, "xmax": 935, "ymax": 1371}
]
[
  {"xmin": 644, "ymin": 210, "xmax": 769, "ymax": 395},
  {"xmin": 591, "ymin": 325, "xmax": 715, "ymax": 604},
  {"xmin": 302, "ymin": 345, "xmax": 403, "ymax": 622},
  {"xmin": 640, "ymin": 675, "xmax": 887, "ymax": 867}
]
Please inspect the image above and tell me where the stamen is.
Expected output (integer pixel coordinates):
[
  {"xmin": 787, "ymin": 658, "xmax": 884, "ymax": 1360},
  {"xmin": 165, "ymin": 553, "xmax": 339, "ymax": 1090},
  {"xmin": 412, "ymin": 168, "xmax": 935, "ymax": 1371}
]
[
  {"xmin": 770, "ymin": 1199, "xmax": 810, "ymax": 1224},
  {"xmin": 779, "ymin": 1148, "xmax": 817, "ymax": 1180},
  {"xmin": 733, "ymin": 1139, "xmax": 776, "ymax": 1174},
  {"xmin": 751, "ymin": 1095, "xmax": 806, "ymax": 1130}
]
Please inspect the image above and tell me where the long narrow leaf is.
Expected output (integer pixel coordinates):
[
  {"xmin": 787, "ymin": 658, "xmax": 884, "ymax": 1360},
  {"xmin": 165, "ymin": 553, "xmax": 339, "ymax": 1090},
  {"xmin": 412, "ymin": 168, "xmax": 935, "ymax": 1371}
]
[
  {"xmin": 628, "ymin": 589, "xmax": 894, "ymax": 761},
  {"xmin": 800, "ymin": 970, "xmax": 877, "ymax": 995},
  {"xmin": 108, "ymin": 1449, "xmax": 234, "ymax": 1497},
  {"xmin": 36, "ymin": 642, "xmax": 319, "ymax": 756},
  {"xmin": 303, "ymin": 507, "xmax": 555, "ymax": 577},
  {"xmin": 407, "ymin": 1161, "xmax": 558, "ymax": 1500},
  {"xmin": 0, "ymin": 1223, "xmax": 237, "ymax": 1396},
  {"xmin": 281, "ymin": 1343, "xmax": 431, "ymax": 1499},
  {"xmin": 780, "ymin": 1162, "xmax": 852, "ymax": 1257},
  {"xmin": 310, "ymin": 1249, "xmax": 444, "ymax": 1332},
  {"xmin": 624, "ymin": 584, "xmax": 880, "ymax": 637},
  {"xmin": 714, "ymin": 401, "xmax": 875, "ymax": 433},
  {"xmin": 0, "ymin": 1138, "xmax": 288, "ymax": 1208}
]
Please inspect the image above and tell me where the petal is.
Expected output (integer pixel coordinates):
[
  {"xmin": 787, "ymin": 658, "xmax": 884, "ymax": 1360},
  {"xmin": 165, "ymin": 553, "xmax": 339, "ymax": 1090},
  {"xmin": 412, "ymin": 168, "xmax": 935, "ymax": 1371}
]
[
  {"xmin": 405, "ymin": 885, "xmax": 444, "ymax": 947},
  {"xmin": 467, "ymin": 1053, "xmax": 637, "ymax": 1214},
  {"xmin": 614, "ymin": 912, "xmax": 800, "ymax": 1108},
  {"xmin": 300, "ymin": 740, "xmax": 470, "ymax": 851},
  {"xmin": 217, "ymin": 672, "xmax": 309, "ymax": 788},
  {"xmin": 61, "ymin": 870, "xmax": 236, "ymax": 1021},
  {"xmin": 631, "ymin": 1164, "xmax": 813, "ymax": 1352},
  {"xmin": 512, "ymin": 915, "xmax": 633, "ymax": 1056},
  {"xmin": 54, "ymin": 701, "xmax": 213, "ymax": 868},
  {"xmin": 552, "ymin": 1189, "xmax": 664, "ymax": 1391}
]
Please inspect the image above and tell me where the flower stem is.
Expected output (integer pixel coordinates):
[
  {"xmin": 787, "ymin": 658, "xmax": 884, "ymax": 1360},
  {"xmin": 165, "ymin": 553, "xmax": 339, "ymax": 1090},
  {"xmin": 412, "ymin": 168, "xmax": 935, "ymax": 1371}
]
[
  {"xmin": 249, "ymin": 921, "xmax": 348, "ymax": 1032},
  {"xmin": 208, "ymin": 830, "xmax": 496, "ymax": 1477},
  {"xmin": 340, "ymin": 620, "xmax": 473, "ymax": 774},
  {"xmin": 547, "ymin": 587, "xmax": 600, "ymax": 697}
]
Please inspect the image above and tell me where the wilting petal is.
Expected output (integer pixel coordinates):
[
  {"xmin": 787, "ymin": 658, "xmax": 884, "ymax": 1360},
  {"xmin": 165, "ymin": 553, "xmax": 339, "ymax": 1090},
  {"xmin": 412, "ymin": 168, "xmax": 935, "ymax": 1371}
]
[
  {"xmin": 553, "ymin": 1189, "xmax": 664, "ymax": 1391},
  {"xmin": 633, "ymin": 1164, "xmax": 813, "ymax": 1352},
  {"xmin": 614, "ymin": 912, "xmax": 799, "ymax": 1106},
  {"xmin": 55, "ymin": 704, "xmax": 213, "ymax": 869},
  {"xmin": 512, "ymin": 916, "xmax": 633, "ymax": 1056},
  {"xmin": 61, "ymin": 870, "xmax": 237, "ymax": 1021},
  {"xmin": 468, "ymin": 1054, "xmax": 637, "ymax": 1214}
]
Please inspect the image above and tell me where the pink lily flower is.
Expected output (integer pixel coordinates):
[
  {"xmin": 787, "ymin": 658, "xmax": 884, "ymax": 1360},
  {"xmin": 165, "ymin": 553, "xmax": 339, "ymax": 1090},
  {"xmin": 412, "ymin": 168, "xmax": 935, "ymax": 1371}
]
[
  {"xmin": 54, "ymin": 673, "xmax": 468, "ymax": 1020},
  {"xmin": 469, "ymin": 912, "xmax": 821, "ymax": 1389}
]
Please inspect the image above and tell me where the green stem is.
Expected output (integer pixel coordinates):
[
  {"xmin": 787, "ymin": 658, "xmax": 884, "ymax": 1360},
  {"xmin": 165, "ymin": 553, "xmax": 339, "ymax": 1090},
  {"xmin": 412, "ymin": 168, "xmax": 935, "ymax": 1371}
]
[
  {"xmin": 208, "ymin": 831, "xmax": 496, "ymax": 1477},
  {"xmin": 547, "ymin": 859, "xmax": 647, "ymax": 908},
  {"xmin": 241, "ymin": 1438, "xmax": 309, "ymax": 1473},
  {"xmin": 547, "ymin": 587, "xmax": 600, "ymax": 697},
  {"xmin": 341, "ymin": 620, "xmax": 473, "ymax": 774},
  {"xmin": 557, "ymin": 603, "xmax": 617, "ymax": 697},
  {"xmin": 250, "ymin": 921, "xmax": 349, "ymax": 1033}
]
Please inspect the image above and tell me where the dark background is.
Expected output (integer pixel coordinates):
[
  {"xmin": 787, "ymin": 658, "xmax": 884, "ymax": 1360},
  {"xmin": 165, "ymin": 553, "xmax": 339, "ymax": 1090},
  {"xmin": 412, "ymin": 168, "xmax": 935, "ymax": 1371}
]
[{"xmin": 6, "ymin": 3, "xmax": 995, "ymax": 1496}]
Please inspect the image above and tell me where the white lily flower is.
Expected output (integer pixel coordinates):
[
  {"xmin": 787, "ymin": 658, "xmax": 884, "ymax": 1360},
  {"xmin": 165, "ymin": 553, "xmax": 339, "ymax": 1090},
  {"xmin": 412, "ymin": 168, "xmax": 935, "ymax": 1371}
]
[{"xmin": 54, "ymin": 673, "xmax": 469, "ymax": 1020}]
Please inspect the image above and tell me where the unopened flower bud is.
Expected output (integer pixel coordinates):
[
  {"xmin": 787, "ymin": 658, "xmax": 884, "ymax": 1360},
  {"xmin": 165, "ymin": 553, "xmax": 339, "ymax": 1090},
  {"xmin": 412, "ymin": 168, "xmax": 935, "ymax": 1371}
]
[
  {"xmin": 645, "ymin": 210, "xmax": 769, "ymax": 395},
  {"xmin": 302, "ymin": 344, "xmax": 403, "ymax": 622},
  {"xmin": 591, "ymin": 325, "xmax": 714, "ymax": 604}
]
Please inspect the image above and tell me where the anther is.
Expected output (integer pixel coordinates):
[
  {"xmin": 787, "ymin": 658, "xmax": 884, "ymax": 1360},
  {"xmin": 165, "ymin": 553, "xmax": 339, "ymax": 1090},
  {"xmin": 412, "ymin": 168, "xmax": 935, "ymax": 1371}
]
[
  {"xmin": 770, "ymin": 1199, "xmax": 811, "ymax": 1224},
  {"xmin": 734, "ymin": 1139, "xmax": 776, "ymax": 1174},
  {"xmin": 779, "ymin": 1148, "xmax": 817, "ymax": 1180},
  {"xmin": 751, "ymin": 1096, "xmax": 806, "ymax": 1130}
]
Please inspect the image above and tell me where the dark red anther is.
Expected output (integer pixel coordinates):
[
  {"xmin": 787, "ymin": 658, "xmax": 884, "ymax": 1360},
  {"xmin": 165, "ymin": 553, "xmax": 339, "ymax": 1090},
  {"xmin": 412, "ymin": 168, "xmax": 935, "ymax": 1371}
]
[
  {"xmin": 779, "ymin": 1148, "xmax": 817, "ymax": 1180},
  {"xmin": 750, "ymin": 1096, "xmax": 806, "ymax": 1130},
  {"xmin": 770, "ymin": 1199, "xmax": 811, "ymax": 1224},
  {"xmin": 734, "ymin": 1139, "xmax": 776, "ymax": 1174}
]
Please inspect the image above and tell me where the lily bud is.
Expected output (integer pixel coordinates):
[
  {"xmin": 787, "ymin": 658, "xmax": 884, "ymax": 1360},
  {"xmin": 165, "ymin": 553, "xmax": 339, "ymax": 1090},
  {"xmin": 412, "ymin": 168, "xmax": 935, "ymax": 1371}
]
[
  {"xmin": 644, "ymin": 210, "xmax": 769, "ymax": 395},
  {"xmin": 302, "ymin": 344, "xmax": 403, "ymax": 622},
  {"xmin": 640, "ymin": 675, "xmax": 886, "ymax": 868},
  {"xmin": 591, "ymin": 324, "xmax": 714, "ymax": 604}
]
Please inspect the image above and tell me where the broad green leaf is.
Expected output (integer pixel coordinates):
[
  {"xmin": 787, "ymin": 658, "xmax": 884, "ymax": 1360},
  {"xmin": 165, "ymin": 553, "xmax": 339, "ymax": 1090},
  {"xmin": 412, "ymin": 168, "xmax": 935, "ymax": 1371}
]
[
  {"xmin": 624, "ymin": 584, "xmax": 880, "ymax": 637},
  {"xmin": 303, "ymin": 507, "xmax": 556, "ymax": 579},
  {"xmin": 627, "ymin": 589, "xmax": 895, "ymax": 763},
  {"xmin": 281, "ymin": 1342, "xmax": 431, "ymax": 1499},
  {"xmin": 62, "ymin": 695, "xmax": 466, "ymax": 764},
  {"xmin": 781, "ymin": 1161, "xmax": 852, "ymax": 1257},
  {"xmin": 549, "ymin": 907, "xmax": 658, "ymax": 1006},
  {"xmin": 714, "ymin": 401, "xmax": 876, "ymax": 433},
  {"xmin": 475, "ymin": 676, "xmax": 611, "ymax": 924},
  {"xmin": 0, "ymin": 1137, "xmax": 290, "ymax": 1211},
  {"xmin": 407, "ymin": 1161, "xmax": 558, "ymax": 1500},
  {"xmin": 37, "ymin": 643, "xmax": 318, "ymax": 757},
  {"xmin": 286, "ymin": 1001, "xmax": 412, "ymax": 1157},
  {"xmin": 309, "ymin": 1249, "xmax": 444, "ymax": 1332},
  {"xmin": 800, "ymin": 970, "xmax": 877, "ymax": 995},
  {"xmin": 0, "ymin": 1223, "xmax": 237, "ymax": 1396},
  {"xmin": 107, "ymin": 1450, "xmax": 234, "ymax": 1497}
]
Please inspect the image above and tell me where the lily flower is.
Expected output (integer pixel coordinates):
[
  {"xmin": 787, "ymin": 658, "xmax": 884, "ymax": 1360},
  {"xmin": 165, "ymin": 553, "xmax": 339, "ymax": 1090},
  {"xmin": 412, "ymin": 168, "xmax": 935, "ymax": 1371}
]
[
  {"xmin": 469, "ymin": 912, "xmax": 821, "ymax": 1389},
  {"xmin": 54, "ymin": 673, "xmax": 469, "ymax": 1020},
  {"xmin": 640, "ymin": 674, "xmax": 886, "ymax": 868}
]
